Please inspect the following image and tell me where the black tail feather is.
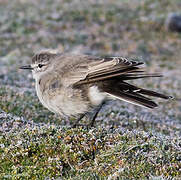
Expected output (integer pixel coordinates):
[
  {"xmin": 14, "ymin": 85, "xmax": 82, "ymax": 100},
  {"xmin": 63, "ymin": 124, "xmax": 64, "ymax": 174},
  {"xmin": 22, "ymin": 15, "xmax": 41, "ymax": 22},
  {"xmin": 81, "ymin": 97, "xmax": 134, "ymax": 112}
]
[
  {"xmin": 139, "ymin": 88, "xmax": 172, "ymax": 99},
  {"xmin": 100, "ymin": 80, "xmax": 171, "ymax": 109},
  {"xmin": 117, "ymin": 81, "xmax": 172, "ymax": 100},
  {"xmin": 105, "ymin": 88, "xmax": 158, "ymax": 109}
]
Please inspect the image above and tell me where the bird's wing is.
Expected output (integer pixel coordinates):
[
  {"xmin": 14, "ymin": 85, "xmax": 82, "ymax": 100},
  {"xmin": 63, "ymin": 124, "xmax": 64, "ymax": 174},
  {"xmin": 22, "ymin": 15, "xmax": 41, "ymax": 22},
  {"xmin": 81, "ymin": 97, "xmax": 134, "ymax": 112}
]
[
  {"xmin": 61, "ymin": 56, "xmax": 146, "ymax": 87},
  {"xmin": 57, "ymin": 55, "xmax": 172, "ymax": 109}
]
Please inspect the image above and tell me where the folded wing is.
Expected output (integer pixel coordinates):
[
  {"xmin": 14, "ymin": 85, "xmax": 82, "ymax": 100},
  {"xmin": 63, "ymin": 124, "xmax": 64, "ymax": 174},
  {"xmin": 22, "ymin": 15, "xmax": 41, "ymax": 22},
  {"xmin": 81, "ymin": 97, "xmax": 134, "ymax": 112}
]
[{"xmin": 61, "ymin": 55, "xmax": 172, "ymax": 109}]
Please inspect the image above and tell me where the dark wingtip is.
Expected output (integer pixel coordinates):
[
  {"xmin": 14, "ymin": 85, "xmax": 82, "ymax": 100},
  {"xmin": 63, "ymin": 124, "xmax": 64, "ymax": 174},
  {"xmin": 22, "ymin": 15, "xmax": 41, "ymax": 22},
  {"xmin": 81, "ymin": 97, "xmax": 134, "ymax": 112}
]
[
  {"xmin": 168, "ymin": 95, "xmax": 174, "ymax": 100},
  {"xmin": 147, "ymin": 101, "xmax": 158, "ymax": 109},
  {"xmin": 162, "ymin": 95, "xmax": 174, "ymax": 100}
]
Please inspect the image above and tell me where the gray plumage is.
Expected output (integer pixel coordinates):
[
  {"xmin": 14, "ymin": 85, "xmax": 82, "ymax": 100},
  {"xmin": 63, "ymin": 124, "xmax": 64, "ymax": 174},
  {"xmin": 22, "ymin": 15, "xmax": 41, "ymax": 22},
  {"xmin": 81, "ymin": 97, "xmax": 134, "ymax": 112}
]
[{"xmin": 20, "ymin": 49, "xmax": 172, "ymax": 122}]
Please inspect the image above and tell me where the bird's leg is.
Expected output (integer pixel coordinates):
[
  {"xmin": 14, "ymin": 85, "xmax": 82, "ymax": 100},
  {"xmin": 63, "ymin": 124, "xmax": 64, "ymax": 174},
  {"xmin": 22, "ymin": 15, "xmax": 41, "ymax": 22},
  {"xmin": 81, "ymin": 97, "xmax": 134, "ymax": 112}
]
[
  {"xmin": 89, "ymin": 102, "xmax": 105, "ymax": 127},
  {"xmin": 72, "ymin": 113, "xmax": 86, "ymax": 128},
  {"xmin": 72, "ymin": 102, "xmax": 106, "ymax": 128}
]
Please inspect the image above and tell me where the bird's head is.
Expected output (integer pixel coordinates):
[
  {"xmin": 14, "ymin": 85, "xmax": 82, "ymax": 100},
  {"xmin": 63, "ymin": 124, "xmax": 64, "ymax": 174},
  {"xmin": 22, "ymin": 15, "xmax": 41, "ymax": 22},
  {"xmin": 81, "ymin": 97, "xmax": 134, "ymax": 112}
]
[{"xmin": 20, "ymin": 49, "xmax": 60, "ymax": 79}]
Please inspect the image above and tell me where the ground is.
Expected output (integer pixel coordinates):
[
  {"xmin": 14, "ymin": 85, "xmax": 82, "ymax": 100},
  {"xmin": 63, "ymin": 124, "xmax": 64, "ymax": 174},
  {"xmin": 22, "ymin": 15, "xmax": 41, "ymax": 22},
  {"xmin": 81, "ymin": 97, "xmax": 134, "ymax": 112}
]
[{"xmin": 0, "ymin": 0, "xmax": 181, "ymax": 179}]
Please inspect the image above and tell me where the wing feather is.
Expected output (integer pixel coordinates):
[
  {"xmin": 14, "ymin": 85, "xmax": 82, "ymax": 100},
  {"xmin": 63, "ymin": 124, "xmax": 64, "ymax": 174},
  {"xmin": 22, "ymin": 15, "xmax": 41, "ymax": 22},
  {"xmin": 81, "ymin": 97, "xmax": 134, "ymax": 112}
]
[{"xmin": 65, "ymin": 57, "xmax": 144, "ymax": 86}]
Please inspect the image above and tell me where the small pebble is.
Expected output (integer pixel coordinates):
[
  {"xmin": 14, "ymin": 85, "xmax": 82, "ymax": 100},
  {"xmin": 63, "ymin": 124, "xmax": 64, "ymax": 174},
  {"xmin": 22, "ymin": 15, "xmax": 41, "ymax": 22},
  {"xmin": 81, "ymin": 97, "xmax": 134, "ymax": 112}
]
[{"xmin": 165, "ymin": 13, "xmax": 181, "ymax": 32}]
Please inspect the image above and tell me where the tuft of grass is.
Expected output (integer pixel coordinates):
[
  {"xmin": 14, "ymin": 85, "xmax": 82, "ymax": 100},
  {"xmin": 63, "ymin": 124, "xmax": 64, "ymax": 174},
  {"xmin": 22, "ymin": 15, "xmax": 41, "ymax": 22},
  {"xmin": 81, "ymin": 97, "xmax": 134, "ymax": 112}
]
[
  {"xmin": 0, "ymin": 126, "xmax": 180, "ymax": 179},
  {"xmin": 0, "ymin": 87, "xmax": 58, "ymax": 124}
]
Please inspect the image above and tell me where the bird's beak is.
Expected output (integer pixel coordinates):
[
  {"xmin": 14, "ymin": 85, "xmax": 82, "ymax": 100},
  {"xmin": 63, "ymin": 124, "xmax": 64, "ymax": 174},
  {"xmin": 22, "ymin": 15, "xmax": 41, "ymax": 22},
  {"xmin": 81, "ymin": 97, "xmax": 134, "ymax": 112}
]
[{"xmin": 19, "ymin": 65, "xmax": 33, "ymax": 70}]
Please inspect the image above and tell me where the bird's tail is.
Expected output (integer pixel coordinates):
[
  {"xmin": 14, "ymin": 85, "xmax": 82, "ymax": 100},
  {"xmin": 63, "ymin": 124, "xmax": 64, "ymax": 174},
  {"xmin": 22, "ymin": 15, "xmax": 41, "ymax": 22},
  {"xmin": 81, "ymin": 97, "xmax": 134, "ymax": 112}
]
[{"xmin": 101, "ymin": 79, "xmax": 172, "ymax": 109}]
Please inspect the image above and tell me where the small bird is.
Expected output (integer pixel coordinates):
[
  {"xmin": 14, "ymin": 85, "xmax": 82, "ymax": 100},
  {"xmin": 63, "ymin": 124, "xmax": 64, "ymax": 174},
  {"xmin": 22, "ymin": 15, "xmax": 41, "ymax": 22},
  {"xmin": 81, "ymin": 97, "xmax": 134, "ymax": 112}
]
[{"xmin": 20, "ymin": 49, "xmax": 172, "ymax": 126}]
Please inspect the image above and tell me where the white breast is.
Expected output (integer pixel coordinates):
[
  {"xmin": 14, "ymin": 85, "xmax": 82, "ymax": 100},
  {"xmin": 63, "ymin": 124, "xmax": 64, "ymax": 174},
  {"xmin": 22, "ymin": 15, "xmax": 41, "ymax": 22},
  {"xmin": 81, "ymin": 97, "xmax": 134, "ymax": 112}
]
[
  {"xmin": 35, "ymin": 81, "xmax": 56, "ymax": 113},
  {"xmin": 35, "ymin": 80, "xmax": 89, "ymax": 116},
  {"xmin": 88, "ymin": 86, "xmax": 106, "ymax": 106}
]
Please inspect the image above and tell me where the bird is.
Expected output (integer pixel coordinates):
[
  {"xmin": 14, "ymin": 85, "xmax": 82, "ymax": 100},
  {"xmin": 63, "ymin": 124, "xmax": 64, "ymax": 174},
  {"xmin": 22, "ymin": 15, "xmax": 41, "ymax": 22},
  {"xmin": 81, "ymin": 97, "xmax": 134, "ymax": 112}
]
[{"xmin": 20, "ymin": 49, "xmax": 172, "ymax": 126}]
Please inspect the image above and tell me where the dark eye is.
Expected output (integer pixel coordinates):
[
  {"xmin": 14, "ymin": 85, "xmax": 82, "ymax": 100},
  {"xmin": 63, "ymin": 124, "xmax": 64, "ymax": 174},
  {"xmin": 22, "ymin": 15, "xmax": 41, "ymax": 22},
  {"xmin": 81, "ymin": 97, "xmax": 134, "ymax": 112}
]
[{"xmin": 38, "ymin": 64, "xmax": 43, "ymax": 68}]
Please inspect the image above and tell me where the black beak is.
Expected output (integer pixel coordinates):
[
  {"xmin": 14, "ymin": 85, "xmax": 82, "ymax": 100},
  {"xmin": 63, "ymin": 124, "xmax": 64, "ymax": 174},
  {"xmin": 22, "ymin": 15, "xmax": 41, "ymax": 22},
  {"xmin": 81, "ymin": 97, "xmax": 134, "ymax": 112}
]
[{"xmin": 19, "ymin": 65, "xmax": 33, "ymax": 70}]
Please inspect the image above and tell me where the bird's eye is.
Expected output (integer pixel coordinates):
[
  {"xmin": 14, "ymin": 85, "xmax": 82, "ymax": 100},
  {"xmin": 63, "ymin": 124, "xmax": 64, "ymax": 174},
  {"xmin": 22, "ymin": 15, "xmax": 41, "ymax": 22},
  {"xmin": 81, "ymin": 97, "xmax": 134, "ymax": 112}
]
[{"xmin": 38, "ymin": 64, "xmax": 43, "ymax": 68}]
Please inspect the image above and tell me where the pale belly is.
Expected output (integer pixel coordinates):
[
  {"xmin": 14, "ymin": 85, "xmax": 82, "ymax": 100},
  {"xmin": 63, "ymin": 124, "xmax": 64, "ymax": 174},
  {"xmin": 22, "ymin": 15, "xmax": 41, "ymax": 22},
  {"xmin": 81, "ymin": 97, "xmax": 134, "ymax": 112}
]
[{"xmin": 35, "ymin": 82, "xmax": 90, "ymax": 117}]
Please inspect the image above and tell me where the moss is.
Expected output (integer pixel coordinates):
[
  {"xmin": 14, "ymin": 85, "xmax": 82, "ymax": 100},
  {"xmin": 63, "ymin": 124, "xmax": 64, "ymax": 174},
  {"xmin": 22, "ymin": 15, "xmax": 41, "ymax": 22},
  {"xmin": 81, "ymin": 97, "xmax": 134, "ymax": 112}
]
[
  {"xmin": 0, "ymin": 127, "xmax": 180, "ymax": 179},
  {"xmin": 0, "ymin": 87, "xmax": 57, "ymax": 124}
]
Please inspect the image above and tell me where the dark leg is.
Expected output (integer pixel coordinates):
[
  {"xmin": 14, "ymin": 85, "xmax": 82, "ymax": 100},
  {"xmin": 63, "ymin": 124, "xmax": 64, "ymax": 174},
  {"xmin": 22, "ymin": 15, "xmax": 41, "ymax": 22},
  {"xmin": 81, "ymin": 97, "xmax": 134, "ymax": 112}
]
[
  {"xmin": 73, "ymin": 102, "xmax": 106, "ymax": 128},
  {"xmin": 90, "ymin": 102, "xmax": 105, "ymax": 127},
  {"xmin": 72, "ymin": 113, "xmax": 86, "ymax": 128}
]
